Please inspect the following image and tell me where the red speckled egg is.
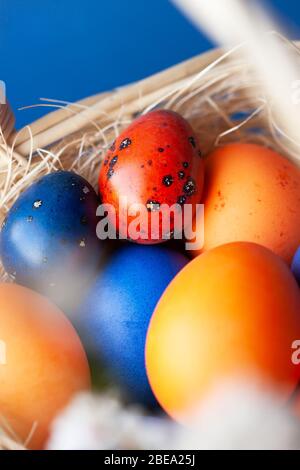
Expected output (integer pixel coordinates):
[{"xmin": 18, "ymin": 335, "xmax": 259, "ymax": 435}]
[{"xmin": 98, "ymin": 110, "xmax": 204, "ymax": 243}]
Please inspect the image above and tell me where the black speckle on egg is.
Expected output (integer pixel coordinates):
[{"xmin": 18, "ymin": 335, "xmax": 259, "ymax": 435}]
[
  {"xmin": 107, "ymin": 168, "xmax": 114, "ymax": 180},
  {"xmin": 183, "ymin": 178, "xmax": 196, "ymax": 196},
  {"xmin": 177, "ymin": 195, "xmax": 187, "ymax": 205},
  {"xmin": 146, "ymin": 200, "xmax": 161, "ymax": 212},
  {"xmin": 148, "ymin": 160, "xmax": 153, "ymax": 166},
  {"xmin": 162, "ymin": 175, "xmax": 174, "ymax": 187},
  {"xmin": 33, "ymin": 200, "xmax": 43, "ymax": 209},
  {"xmin": 178, "ymin": 170, "xmax": 185, "ymax": 180},
  {"xmin": 109, "ymin": 155, "xmax": 118, "ymax": 167},
  {"xmin": 158, "ymin": 147, "xmax": 164, "ymax": 153},
  {"xmin": 183, "ymin": 162, "xmax": 189, "ymax": 169},
  {"xmin": 198, "ymin": 150, "xmax": 202, "ymax": 157},
  {"xmin": 164, "ymin": 230, "xmax": 174, "ymax": 239},
  {"xmin": 189, "ymin": 136, "xmax": 196, "ymax": 148},
  {"xmin": 119, "ymin": 138, "xmax": 132, "ymax": 150}
]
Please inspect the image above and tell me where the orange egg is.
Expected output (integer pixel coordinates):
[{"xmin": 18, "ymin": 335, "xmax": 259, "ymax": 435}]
[
  {"xmin": 193, "ymin": 143, "xmax": 300, "ymax": 263},
  {"xmin": 146, "ymin": 242, "xmax": 300, "ymax": 423},
  {"xmin": 0, "ymin": 283, "xmax": 90, "ymax": 449}
]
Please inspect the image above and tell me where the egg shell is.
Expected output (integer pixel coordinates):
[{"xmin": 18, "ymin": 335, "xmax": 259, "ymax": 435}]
[
  {"xmin": 0, "ymin": 283, "xmax": 90, "ymax": 449},
  {"xmin": 99, "ymin": 110, "xmax": 204, "ymax": 243},
  {"xmin": 80, "ymin": 244, "xmax": 188, "ymax": 406},
  {"xmin": 0, "ymin": 171, "xmax": 102, "ymax": 305},
  {"xmin": 193, "ymin": 143, "xmax": 300, "ymax": 263},
  {"xmin": 146, "ymin": 242, "xmax": 300, "ymax": 422},
  {"xmin": 291, "ymin": 247, "xmax": 300, "ymax": 284}
]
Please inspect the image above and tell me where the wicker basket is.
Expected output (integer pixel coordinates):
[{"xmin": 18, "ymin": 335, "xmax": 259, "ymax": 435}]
[{"xmin": 0, "ymin": 40, "xmax": 298, "ymax": 448}]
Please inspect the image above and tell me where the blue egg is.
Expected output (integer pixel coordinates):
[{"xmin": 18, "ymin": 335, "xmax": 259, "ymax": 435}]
[
  {"xmin": 0, "ymin": 171, "xmax": 102, "ymax": 306},
  {"xmin": 292, "ymin": 247, "xmax": 300, "ymax": 284},
  {"xmin": 79, "ymin": 244, "xmax": 189, "ymax": 406}
]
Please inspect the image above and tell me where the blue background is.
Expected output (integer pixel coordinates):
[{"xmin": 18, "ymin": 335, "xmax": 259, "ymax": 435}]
[{"xmin": 1, "ymin": 0, "xmax": 299, "ymax": 128}]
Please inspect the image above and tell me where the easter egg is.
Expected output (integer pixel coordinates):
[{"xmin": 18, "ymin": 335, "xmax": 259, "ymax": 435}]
[
  {"xmin": 98, "ymin": 110, "xmax": 204, "ymax": 243},
  {"xmin": 146, "ymin": 242, "xmax": 300, "ymax": 422},
  {"xmin": 0, "ymin": 171, "xmax": 102, "ymax": 307},
  {"xmin": 80, "ymin": 244, "xmax": 188, "ymax": 405},
  {"xmin": 0, "ymin": 283, "xmax": 90, "ymax": 449},
  {"xmin": 193, "ymin": 143, "xmax": 300, "ymax": 263},
  {"xmin": 291, "ymin": 247, "xmax": 300, "ymax": 283}
]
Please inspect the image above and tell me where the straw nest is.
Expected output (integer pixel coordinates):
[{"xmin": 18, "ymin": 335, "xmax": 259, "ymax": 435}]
[{"xmin": 0, "ymin": 36, "xmax": 299, "ymax": 449}]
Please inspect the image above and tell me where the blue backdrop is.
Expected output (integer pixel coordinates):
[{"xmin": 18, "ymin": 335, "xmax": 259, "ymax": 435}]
[{"xmin": 1, "ymin": 0, "xmax": 299, "ymax": 128}]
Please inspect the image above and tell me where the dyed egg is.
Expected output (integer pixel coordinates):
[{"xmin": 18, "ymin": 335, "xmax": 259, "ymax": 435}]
[
  {"xmin": 0, "ymin": 283, "xmax": 90, "ymax": 449},
  {"xmin": 291, "ymin": 247, "xmax": 300, "ymax": 283},
  {"xmin": 193, "ymin": 143, "xmax": 300, "ymax": 263},
  {"xmin": 80, "ymin": 244, "xmax": 188, "ymax": 405},
  {"xmin": 146, "ymin": 242, "xmax": 300, "ymax": 422},
  {"xmin": 98, "ymin": 110, "xmax": 204, "ymax": 243},
  {"xmin": 0, "ymin": 171, "xmax": 102, "ymax": 306}
]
